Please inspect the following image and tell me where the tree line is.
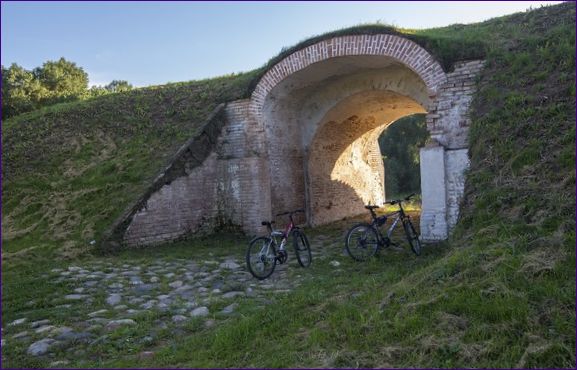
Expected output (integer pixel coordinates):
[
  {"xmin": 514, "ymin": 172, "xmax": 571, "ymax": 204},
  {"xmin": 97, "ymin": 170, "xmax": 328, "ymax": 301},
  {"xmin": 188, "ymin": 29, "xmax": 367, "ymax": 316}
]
[
  {"xmin": 378, "ymin": 114, "xmax": 429, "ymax": 198},
  {"xmin": 2, "ymin": 57, "xmax": 133, "ymax": 119}
]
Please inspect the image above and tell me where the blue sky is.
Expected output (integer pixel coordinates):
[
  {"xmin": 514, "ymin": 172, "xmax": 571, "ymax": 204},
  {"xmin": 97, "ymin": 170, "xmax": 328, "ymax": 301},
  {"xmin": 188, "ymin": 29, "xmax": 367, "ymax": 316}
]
[{"xmin": 1, "ymin": 1, "xmax": 562, "ymax": 87}]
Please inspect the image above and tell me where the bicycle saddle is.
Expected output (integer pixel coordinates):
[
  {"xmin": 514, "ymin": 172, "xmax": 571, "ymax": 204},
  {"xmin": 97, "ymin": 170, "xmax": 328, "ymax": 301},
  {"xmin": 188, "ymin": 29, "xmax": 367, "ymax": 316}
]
[
  {"xmin": 365, "ymin": 205, "xmax": 380, "ymax": 210},
  {"xmin": 261, "ymin": 221, "xmax": 275, "ymax": 226}
]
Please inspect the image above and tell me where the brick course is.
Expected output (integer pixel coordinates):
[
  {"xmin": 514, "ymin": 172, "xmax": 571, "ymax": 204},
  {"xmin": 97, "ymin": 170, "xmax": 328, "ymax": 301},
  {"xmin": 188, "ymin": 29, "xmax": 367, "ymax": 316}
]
[{"xmin": 427, "ymin": 60, "xmax": 485, "ymax": 149}]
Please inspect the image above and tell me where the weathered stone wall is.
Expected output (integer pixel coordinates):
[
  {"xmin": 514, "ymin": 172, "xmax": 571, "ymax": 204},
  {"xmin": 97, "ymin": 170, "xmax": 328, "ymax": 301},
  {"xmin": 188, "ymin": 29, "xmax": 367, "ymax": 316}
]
[
  {"xmin": 123, "ymin": 100, "xmax": 271, "ymax": 246},
  {"xmin": 263, "ymin": 103, "xmax": 306, "ymax": 222},
  {"xmin": 419, "ymin": 60, "xmax": 484, "ymax": 240},
  {"xmin": 308, "ymin": 117, "xmax": 383, "ymax": 225},
  {"xmin": 427, "ymin": 60, "xmax": 485, "ymax": 149},
  {"xmin": 419, "ymin": 144, "xmax": 448, "ymax": 240},
  {"xmin": 124, "ymin": 153, "xmax": 220, "ymax": 246},
  {"xmin": 445, "ymin": 149, "xmax": 469, "ymax": 230},
  {"xmin": 215, "ymin": 101, "xmax": 271, "ymax": 234}
]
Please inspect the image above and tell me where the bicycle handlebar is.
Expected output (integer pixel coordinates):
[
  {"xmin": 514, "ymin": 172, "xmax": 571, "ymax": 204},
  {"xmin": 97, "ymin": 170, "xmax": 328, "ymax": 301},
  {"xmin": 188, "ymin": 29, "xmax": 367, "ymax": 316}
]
[
  {"xmin": 275, "ymin": 209, "xmax": 305, "ymax": 217},
  {"xmin": 385, "ymin": 193, "xmax": 416, "ymax": 205}
]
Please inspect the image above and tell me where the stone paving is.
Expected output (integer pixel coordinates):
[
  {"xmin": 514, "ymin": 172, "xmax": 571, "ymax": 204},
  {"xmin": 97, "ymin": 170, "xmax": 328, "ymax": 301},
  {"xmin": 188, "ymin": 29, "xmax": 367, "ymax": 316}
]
[{"xmin": 2, "ymin": 243, "xmax": 330, "ymax": 365}]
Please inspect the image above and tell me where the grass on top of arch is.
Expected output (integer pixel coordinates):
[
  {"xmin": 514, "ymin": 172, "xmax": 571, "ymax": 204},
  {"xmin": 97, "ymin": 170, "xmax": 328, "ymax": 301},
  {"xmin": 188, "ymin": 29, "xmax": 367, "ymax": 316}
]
[{"xmin": 247, "ymin": 23, "xmax": 487, "ymax": 93}]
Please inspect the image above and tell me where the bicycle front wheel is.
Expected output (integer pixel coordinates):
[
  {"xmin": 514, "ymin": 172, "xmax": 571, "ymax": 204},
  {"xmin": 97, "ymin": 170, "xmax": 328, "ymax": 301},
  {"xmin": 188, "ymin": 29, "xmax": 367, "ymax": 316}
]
[
  {"xmin": 403, "ymin": 220, "xmax": 421, "ymax": 256},
  {"xmin": 345, "ymin": 223, "xmax": 379, "ymax": 261},
  {"xmin": 293, "ymin": 229, "xmax": 312, "ymax": 267},
  {"xmin": 246, "ymin": 237, "xmax": 277, "ymax": 279}
]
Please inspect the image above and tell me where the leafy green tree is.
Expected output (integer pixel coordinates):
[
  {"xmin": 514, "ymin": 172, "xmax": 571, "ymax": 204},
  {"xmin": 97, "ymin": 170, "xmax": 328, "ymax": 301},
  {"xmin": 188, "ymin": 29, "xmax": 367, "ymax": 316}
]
[
  {"xmin": 378, "ymin": 114, "xmax": 429, "ymax": 198},
  {"xmin": 1, "ymin": 63, "xmax": 48, "ymax": 118},
  {"xmin": 105, "ymin": 80, "xmax": 133, "ymax": 93},
  {"xmin": 88, "ymin": 85, "xmax": 108, "ymax": 98},
  {"xmin": 33, "ymin": 57, "xmax": 88, "ymax": 103},
  {"xmin": 2, "ymin": 57, "xmax": 135, "ymax": 119}
]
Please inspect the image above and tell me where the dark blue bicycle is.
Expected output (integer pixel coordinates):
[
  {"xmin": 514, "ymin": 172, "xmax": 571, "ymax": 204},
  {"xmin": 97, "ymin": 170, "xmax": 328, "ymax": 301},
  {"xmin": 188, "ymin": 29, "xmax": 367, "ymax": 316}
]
[{"xmin": 345, "ymin": 193, "xmax": 421, "ymax": 261}]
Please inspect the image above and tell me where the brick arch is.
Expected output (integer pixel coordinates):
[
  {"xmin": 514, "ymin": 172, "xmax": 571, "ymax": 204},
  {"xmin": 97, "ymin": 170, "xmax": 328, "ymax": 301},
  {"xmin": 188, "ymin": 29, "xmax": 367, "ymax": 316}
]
[
  {"xmin": 250, "ymin": 34, "xmax": 446, "ymax": 116},
  {"xmin": 306, "ymin": 90, "xmax": 426, "ymax": 225}
]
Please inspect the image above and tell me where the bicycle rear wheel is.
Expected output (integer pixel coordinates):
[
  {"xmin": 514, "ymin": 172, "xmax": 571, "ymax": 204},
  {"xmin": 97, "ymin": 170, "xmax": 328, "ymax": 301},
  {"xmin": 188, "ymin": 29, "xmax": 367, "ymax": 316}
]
[
  {"xmin": 293, "ymin": 229, "xmax": 312, "ymax": 267},
  {"xmin": 345, "ymin": 223, "xmax": 379, "ymax": 261},
  {"xmin": 403, "ymin": 220, "xmax": 421, "ymax": 256},
  {"xmin": 246, "ymin": 237, "xmax": 276, "ymax": 279}
]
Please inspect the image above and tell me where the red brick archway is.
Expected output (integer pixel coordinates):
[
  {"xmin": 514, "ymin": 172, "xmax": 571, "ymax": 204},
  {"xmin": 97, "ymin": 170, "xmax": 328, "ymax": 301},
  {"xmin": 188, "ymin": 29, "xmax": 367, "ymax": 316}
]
[
  {"xmin": 249, "ymin": 34, "xmax": 447, "ymax": 230},
  {"xmin": 250, "ymin": 34, "xmax": 447, "ymax": 118},
  {"xmin": 119, "ymin": 34, "xmax": 483, "ymax": 247}
]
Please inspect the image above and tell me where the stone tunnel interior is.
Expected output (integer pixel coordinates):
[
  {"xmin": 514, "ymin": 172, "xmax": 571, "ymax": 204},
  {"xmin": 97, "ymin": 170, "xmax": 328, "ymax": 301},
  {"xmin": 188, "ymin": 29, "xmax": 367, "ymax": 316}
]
[
  {"xmin": 261, "ymin": 55, "xmax": 432, "ymax": 226},
  {"xmin": 307, "ymin": 90, "xmax": 426, "ymax": 225}
]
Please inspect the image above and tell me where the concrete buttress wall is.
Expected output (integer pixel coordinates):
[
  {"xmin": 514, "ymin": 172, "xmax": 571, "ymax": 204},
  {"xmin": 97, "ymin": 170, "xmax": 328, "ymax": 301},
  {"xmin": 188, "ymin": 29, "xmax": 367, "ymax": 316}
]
[{"xmin": 123, "ymin": 101, "xmax": 270, "ymax": 247}]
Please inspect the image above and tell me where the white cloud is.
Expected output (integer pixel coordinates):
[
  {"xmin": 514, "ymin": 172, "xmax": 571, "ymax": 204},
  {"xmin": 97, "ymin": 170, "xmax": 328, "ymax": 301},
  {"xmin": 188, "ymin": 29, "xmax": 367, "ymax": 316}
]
[{"xmin": 85, "ymin": 69, "xmax": 111, "ymax": 87}]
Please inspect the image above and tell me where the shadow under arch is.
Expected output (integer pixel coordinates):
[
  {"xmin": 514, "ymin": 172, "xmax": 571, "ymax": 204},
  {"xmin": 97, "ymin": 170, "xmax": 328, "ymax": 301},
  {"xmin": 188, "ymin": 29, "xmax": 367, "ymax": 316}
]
[{"xmin": 306, "ymin": 90, "xmax": 426, "ymax": 226}]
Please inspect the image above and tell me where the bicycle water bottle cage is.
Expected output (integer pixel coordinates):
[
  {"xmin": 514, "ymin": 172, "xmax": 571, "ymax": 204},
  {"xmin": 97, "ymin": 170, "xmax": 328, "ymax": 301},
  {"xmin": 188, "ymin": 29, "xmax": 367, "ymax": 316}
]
[
  {"xmin": 376, "ymin": 215, "xmax": 388, "ymax": 226},
  {"xmin": 271, "ymin": 230, "xmax": 284, "ymax": 237}
]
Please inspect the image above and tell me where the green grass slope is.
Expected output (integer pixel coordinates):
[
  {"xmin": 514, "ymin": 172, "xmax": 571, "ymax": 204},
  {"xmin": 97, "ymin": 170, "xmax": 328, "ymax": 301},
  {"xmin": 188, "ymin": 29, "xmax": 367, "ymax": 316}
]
[{"xmin": 2, "ymin": 73, "xmax": 255, "ymax": 260}]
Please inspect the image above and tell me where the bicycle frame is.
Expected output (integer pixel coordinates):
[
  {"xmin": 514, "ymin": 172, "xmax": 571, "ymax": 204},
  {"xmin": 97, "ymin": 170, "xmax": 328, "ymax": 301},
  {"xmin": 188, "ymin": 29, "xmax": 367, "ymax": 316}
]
[
  {"xmin": 384, "ymin": 212, "xmax": 402, "ymax": 239},
  {"xmin": 262, "ymin": 212, "xmax": 299, "ymax": 263},
  {"xmin": 267, "ymin": 218, "xmax": 295, "ymax": 249},
  {"xmin": 278, "ymin": 219, "xmax": 295, "ymax": 250},
  {"xmin": 247, "ymin": 208, "xmax": 311, "ymax": 279},
  {"xmin": 369, "ymin": 206, "xmax": 409, "ymax": 247},
  {"xmin": 345, "ymin": 194, "xmax": 421, "ymax": 261}
]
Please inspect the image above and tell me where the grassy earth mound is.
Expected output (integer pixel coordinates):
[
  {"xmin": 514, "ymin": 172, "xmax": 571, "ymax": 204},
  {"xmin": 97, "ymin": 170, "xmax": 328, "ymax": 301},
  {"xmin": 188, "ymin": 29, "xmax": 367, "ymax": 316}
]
[{"xmin": 2, "ymin": 73, "xmax": 255, "ymax": 260}]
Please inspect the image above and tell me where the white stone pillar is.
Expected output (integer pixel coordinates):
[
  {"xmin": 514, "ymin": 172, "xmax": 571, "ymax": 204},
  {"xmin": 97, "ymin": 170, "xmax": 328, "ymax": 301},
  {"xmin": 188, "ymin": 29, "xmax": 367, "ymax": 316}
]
[
  {"xmin": 420, "ymin": 144, "xmax": 448, "ymax": 241},
  {"xmin": 444, "ymin": 149, "xmax": 469, "ymax": 231}
]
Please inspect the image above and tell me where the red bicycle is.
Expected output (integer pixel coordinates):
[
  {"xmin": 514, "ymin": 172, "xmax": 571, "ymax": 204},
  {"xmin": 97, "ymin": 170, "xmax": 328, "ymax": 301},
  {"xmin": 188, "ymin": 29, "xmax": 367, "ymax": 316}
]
[{"xmin": 246, "ymin": 209, "xmax": 312, "ymax": 280}]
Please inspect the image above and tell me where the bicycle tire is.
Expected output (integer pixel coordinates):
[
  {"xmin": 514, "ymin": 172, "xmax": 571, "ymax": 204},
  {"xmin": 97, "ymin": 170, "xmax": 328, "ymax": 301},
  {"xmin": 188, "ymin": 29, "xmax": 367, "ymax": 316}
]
[
  {"xmin": 403, "ymin": 220, "xmax": 421, "ymax": 256},
  {"xmin": 345, "ymin": 223, "xmax": 379, "ymax": 261},
  {"xmin": 292, "ymin": 229, "xmax": 312, "ymax": 267},
  {"xmin": 246, "ymin": 236, "xmax": 277, "ymax": 279}
]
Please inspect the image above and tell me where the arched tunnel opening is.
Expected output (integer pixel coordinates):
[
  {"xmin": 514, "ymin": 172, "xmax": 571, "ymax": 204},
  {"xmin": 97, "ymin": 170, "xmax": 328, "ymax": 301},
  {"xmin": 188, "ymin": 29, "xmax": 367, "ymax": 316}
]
[
  {"xmin": 120, "ymin": 34, "xmax": 480, "ymax": 246},
  {"xmin": 261, "ymin": 54, "xmax": 436, "ymax": 228}
]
